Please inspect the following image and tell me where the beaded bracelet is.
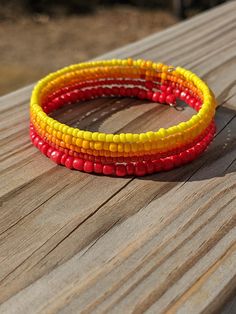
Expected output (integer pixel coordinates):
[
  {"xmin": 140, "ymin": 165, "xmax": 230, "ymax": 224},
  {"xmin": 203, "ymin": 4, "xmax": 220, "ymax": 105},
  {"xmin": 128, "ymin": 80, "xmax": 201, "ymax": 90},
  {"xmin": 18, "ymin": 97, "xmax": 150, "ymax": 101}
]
[{"xmin": 30, "ymin": 59, "xmax": 216, "ymax": 177}]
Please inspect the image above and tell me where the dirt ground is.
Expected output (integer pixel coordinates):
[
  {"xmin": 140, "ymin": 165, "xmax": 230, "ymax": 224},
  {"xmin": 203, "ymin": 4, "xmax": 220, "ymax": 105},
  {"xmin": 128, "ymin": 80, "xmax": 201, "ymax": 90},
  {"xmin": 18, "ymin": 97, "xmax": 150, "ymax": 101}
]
[{"xmin": 0, "ymin": 5, "xmax": 177, "ymax": 95}]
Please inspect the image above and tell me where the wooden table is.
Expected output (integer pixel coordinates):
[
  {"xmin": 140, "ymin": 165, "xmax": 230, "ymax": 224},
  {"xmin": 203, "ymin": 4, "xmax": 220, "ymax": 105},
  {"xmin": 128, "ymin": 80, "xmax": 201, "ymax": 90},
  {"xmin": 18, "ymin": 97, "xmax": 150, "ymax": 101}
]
[{"xmin": 0, "ymin": 2, "xmax": 236, "ymax": 313}]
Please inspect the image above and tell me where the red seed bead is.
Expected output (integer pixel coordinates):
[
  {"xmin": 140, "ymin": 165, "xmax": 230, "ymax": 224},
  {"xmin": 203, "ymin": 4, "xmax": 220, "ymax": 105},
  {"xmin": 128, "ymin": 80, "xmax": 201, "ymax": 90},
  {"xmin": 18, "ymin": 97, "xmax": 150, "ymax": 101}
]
[
  {"xmin": 147, "ymin": 90, "xmax": 154, "ymax": 100},
  {"xmin": 179, "ymin": 151, "xmax": 189, "ymax": 164},
  {"xmin": 60, "ymin": 94, "xmax": 68, "ymax": 104},
  {"xmin": 41, "ymin": 143, "xmax": 49, "ymax": 155},
  {"xmin": 84, "ymin": 160, "xmax": 94, "ymax": 173},
  {"xmin": 120, "ymin": 87, "xmax": 126, "ymax": 96},
  {"xmin": 37, "ymin": 139, "xmax": 44, "ymax": 151},
  {"xmin": 162, "ymin": 157, "xmax": 174, "ymax": 171},
  {"xmin": 152, "ymin": 91, "xmax": 161, "ymax": 102},
  {"xmin": 126, "ymin": 88, "xmax": 132, "ymax": 97},
  {"xmin": 135, "ymin": 162, "xmax": 146, "ymax": 176},
  {"xmin": 102, "ymin": 87, "xmax": 109, "ymax": 96},
  {"xmin": 60, "ymin": 154, "xmax": 67, "ymax": 165},
  {"xmin": 185, "ymin": 94, "xmax": 191, "ymax": 103},
  {"xmin": 71, "ymin": 91, "xmax": 80, "ymax": 102},
  {"xmin": 112, "ymin": 87, "xmax": 119, "ymax": 95},
  {"xmin": 46, "ymin": 147, "xmax": 54, "ymax": 158},
  {"xmin": 180, "ymin": 91, "xmax": 187, "ymax": 100},
  {"xmin": 126, "ymin": 163, "xmax": 135, "ymax": 175},
  {"xmin": 97, "ymin": 87, "xmax": 104, "ymax": 97},
  {"xmin": 166, "ymin": 86, "xmax": 173, "ymax": 94},
  {"xmin": 132, "ymin": 87, "xmax": 140, "ymax": 96},
  {"xmin": 145, "ymin": 160, "xmax": 155, "ymax": 174},
  {"xmin": 52, "ymin": 96, "xmax": 63, "ymax": 107},
  {"xmin": 94, "ymin": 162, "xmax": 103, "ymax": 174},
  {"xmin": 50, "ymin": 150, "xmax": 62, "ymax": 164},
  {"xmin": 195, "ymin": 100, "xmax": 202, "ymax": 111},
  {"xmin": 33, "ymin": 136, "xmax": 40, "ymax": 148},
  {"xmin": 189, "ymin": 97, "xmax": 196, "ymax": 107},
  {"xmin": 172, "ymin": 154, "xmax": 182, "ymax": 167},
  {"xmin": 153, "ymin": 159, "xmax": 163, "ymax": 172},
  {"xmin": 116, "ymin": 164, "xmax": 127, "ymax": 177},
  {"xmin": 65, "ymin": 156, "xmax": 74, "ymax": 169},
  {"xmin": 73, "ymin": 158, "xmax": 84, "ymax": 171},
  {"xmin": 187, "ymin": 148, "xmax": 196, "ymax": 161},
  {"xmin": 173, "ymin": 88, "xmax": 181, "ymax": 97},
  {"xmin": 160, "ymin": 85, "xmax": 167, "ymax": 92},
  {"xmin": 138, "ymin": 90, "xmax": 147, "ymax": 100},
  {"xmin": 63, "ymin": 93, "xmax": 72, "ymax": 103},
  {"xmin": 145, "ymin": 81, "xmax": 154, "ymax": 89},
  {"xmin": 91, "ymin": 88, "xmax": 98, "ymax": 97},
  {"xmin": 166, "ymin": 94, "xmax": 176, "ymax": 104},
  {"xmin": 103, "ymin": 164, "xmax": 115, "ymax": 176},
  {"xmin": 159, "ymin": 92, "xmax": 167, "ymax": 103},
  {"xmin": 43, "ymin": 106, "xmax": 50, "ymax": 113}
]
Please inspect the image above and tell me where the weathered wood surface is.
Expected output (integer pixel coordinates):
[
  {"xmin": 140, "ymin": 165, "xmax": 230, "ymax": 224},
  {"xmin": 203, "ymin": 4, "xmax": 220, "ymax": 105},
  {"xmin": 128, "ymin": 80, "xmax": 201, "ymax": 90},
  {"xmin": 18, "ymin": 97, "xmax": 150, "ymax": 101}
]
[{"xmin": 0, "ymin": 2, "xmax": 236, "ymax": 313}]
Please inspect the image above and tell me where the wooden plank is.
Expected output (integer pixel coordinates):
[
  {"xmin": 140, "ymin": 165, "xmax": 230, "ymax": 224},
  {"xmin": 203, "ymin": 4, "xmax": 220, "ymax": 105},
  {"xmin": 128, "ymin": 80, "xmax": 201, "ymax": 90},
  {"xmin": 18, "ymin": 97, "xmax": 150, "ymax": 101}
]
[
  {"xmin": 0, "ymin": 107, "xmax": 235, "ymax": 312},
  {"xmin": 0, "ymin": 2, "xmax": 236, "ymax": 313},
  {"xmin": 221, "ymin": 296, "xmax": 236, "ymax": 314}
]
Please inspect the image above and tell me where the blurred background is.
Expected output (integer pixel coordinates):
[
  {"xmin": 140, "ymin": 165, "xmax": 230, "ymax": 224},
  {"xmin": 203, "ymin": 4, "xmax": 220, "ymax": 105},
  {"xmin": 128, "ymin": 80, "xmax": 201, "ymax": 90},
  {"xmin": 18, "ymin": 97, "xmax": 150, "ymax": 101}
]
[{"xmin": 0, "ymin": 0, "xmax": 227, "ymax": 95}]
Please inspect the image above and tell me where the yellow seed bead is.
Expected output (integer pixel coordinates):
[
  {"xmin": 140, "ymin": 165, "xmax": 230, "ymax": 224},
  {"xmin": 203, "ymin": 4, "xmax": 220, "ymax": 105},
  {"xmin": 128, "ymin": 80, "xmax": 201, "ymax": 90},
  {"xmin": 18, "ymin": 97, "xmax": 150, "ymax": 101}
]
[
  {"xmin": 113, "ymin": 134, "xmax": 120, "ymax": 143},
  {"xmin": 151, "ymin": 141, "xmax": 157, "ymax": 150},
  {"xmin": 124, "ymin": 143, "xmax": 130, "ymax": 153},
  {"xmin": 117, "ymin": 144, "xmax": 124, "ymax": 152},
  {"xmin": 156, "ymin": 63, "xmax": 163, "ymax": 70},
  {"xmin": 144, "ymin": 142, "xmax": 151, "ymax": 151},
  {"xmin": 82, "ymin": 140, "xmax": 90, "ymax": 149},
  {"xmin": 179, "ymin": 122, "xmax": 186, "ymax": 131},
  {"xmin": 47, "ymin": 126, "xmax": 52, "ymax": 134},
  {"xmin": 98, "ymin": 133, "xmax": 106, "ymax": 141},
  {"xmin": 139, "ymin": 133, "xmax": 148, "ymax": 142},
  {"xmin": 57, "ymin": 131, "xmax": 62, "ymax": 139},
  {"xmin": 40, "ymin": 121, "xmax": 46, "ymax": 129},
  {"xmin": 126, "ymin": 133, "xmax": 133, "ymax": 142},
  {"xmin": 89, "ymin": 142, "xmax": 95, "ymax": 149},
  {"xmin": 146, "ymin": 131, "xmax": 155, "ymax": 140},
  {"xmin": 76, "ymin": 138, "xmax": 83, "ymax": 146},
  {"xmin": 132, "ymin": 134, "xmax": 139, "ymax": 142},
  {"xmin": 127, "ymin": 58, "xmax": 133, "ymax": 66},
  {"xmin": 106, "ymin": 134, "xmax": 114, "ymax": 142},
  {"xmin": 67, "ymin": 127, "xmax": 73, "ymax": 135},
  {"xmin": 77, "ymin": 130, "xmax": 84, "ymax": 138},
  {"xmin": 136, "ymin": 59, "xmax": 143, "ymax": 66},
  {"xmin": 119, "ymin": 133, "xmax": 126, "ymax": 143},
  {"xmin": 62, "ymin": 125, "xmax": 68, "ymax": 133},
  {"xmin": 159, "ymin": 128, "xmax": 166, "ymax": 138},
  {"xmin": 94, "ymin": 142, "xmax": 103, "ymax": 150},
  {"xmin": 103, "ymin": 142, "xmax": 109, "ymax": 150},
  {"xmin": 110, "ymin": 143, "xmax": 117, "ymax": 152},
  {"xmin": 92, "ymin": 132, "xmax": 99, "ymax": 141},
  {"xmin": 146, "ymin": 60, "xmax": 153, "ymax": 68},
  {"xmin": 64, "ymin": 135, "xmax": 72, "ymax": 144},
  {"xmin": 161, "ymin": 73, "xmax": 167, "ymax": 80},
  {"xmin": 166, "ymin": 127, "xmax": 175, "ymax": 136},
  {"xmin": 52, "ymin": 129, "xmax": 57, "ymax": 138},
  {"xmin": 162, "ymin": 65, "xmax": 168, "ymax": 72}
]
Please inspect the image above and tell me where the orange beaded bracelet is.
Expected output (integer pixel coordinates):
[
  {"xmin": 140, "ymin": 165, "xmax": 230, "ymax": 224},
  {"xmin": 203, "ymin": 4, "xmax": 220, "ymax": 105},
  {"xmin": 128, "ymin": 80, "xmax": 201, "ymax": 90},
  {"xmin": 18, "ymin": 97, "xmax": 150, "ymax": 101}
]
[{"xmin": 30, "ymin": 59, "xmax": 216, "ymax": 176}]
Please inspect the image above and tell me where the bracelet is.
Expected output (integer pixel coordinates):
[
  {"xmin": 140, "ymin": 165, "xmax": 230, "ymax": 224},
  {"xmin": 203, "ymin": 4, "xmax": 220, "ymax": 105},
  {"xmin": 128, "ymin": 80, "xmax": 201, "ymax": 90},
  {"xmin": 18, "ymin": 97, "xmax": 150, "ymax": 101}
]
[{"xmin": 30, "ymin": 59, "xmax": 216, "ymax": 176}]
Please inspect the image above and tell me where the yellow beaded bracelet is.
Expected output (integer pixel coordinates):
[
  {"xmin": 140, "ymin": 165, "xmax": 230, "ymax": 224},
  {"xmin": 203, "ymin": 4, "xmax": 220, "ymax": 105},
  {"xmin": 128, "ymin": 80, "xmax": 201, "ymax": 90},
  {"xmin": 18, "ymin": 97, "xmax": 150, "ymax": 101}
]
[{"xmin": 30, "ymin": 59, "xmax": 216, "ymax": 176}]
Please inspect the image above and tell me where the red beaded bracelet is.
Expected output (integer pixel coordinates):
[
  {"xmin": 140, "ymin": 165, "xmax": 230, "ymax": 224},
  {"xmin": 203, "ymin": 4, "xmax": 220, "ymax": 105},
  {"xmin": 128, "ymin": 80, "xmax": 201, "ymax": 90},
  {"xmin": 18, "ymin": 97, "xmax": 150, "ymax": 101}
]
[{"xmin": 30, "ymin": 59, "xmax": 216, "ymax": 177}]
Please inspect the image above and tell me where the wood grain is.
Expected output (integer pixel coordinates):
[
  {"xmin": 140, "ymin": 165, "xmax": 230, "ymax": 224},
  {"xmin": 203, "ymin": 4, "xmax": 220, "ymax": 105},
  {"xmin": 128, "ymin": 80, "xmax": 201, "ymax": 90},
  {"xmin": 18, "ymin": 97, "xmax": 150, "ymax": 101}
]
[{"xmin": 0, "ymin": 2, "xmax": 236, "ymax": 313}]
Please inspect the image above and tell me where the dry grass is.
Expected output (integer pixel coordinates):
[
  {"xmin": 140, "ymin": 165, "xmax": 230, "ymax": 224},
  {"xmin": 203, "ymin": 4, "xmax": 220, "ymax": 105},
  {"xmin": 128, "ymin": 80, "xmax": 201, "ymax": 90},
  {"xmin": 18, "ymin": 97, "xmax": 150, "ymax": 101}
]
[{"xmin": 0, "ymin": 5, "xmax": 177, "ymax": 95}]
